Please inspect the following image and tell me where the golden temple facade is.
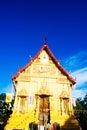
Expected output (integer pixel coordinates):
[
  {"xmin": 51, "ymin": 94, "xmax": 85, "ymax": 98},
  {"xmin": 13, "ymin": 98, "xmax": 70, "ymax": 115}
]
[{"xmin": 5, "ymin": 43, "xmax": 81, "ymax": 130}]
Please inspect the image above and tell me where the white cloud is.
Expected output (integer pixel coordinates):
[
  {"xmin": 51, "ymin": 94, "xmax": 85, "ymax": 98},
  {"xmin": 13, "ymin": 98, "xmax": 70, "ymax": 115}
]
[
  {"xmin": 62, "ymin": 50, "xmax": 87, "ymax": 99},
  {"xmin": 71, "ymin": 67, "xmax": 87, "ymax": 99},
  {"xmin": 72, "ymin": 67, "xmax": 87, "ymax": 87},
  {"xmin": 72, "ymin": 89, "xmax": 85, "ymax": 99},
  {"xmin": 62, "ymin": 50, "xmax": 87, "ymax": 72}
]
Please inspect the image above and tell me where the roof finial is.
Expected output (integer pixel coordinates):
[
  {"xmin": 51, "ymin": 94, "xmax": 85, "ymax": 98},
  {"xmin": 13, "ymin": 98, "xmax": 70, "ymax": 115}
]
[
  {"xmin": 44, "ymin": 36, "xmax": 47, "ymax": 45},
  {"xmin": 29, "ymin": 55, "xmax": 33, "ymax": 61}
]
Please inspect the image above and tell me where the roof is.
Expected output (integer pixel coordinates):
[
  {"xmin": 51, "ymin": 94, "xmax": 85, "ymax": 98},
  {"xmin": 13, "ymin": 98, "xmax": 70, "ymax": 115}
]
[{"xmin": 12, "ymin": 42, "xmax": 76, "ymax": 84}]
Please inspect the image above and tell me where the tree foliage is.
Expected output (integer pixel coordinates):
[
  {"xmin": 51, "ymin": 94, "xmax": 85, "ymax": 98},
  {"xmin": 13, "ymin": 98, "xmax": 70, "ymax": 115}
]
[
  {"xmin": 74, "ymin": 93, "xmax": 87, "ymax": 124},
  {"xmin": 0, "ymin": 93, "xmax": 14, "ymax": 129}
]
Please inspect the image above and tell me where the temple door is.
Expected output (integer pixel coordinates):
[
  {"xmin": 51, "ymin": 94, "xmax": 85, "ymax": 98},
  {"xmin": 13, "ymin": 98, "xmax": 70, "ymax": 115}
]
[{"xmin": 39, "ymin": 95, "xmax": 50, "ymax": 126}]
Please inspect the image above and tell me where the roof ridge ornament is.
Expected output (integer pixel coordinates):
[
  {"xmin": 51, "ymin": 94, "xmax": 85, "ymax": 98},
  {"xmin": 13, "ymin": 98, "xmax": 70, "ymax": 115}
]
[
  {"xmin": 29, "ymin": 55, "xmax": 33, "ymax": 61},
  {"xmin": 44, "ymin": 37, "xmax": 47, "ymax": 46}
]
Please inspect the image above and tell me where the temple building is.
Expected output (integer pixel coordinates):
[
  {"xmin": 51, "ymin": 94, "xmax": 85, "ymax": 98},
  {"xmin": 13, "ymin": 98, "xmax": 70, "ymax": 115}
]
[{"xmin": 5, "ymin": 42, "xmax": 81, "ymax": 130}]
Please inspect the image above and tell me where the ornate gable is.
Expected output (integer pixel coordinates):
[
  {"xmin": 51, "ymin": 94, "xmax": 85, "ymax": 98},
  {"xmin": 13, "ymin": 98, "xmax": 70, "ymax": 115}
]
[{"xmin": 12, "ymin": 42, "xmax": 76, "ymax": 84}]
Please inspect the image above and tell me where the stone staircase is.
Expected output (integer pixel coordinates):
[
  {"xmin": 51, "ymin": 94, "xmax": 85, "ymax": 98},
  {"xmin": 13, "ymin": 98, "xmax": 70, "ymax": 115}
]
[
  {"xmin": 4, "ymin": 112, "xmax": 81, "ymax": 130},
  {"xmin": 4, "ymin": 112, "xmax": 34, "ymax": 130}
]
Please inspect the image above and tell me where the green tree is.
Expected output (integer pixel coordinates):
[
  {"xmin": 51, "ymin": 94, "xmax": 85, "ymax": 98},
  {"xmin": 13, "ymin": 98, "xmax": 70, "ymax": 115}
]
[
  {"xmin": 75, "ymin": 98, "xmax": 83, "ymax": 110},
  {"xmin": 0, "ymin": 93, "xmax": 14, "ymax": 129},
  {"xmin": 74, "ymin": 93, "xmax": 87, "ymax": 125},
  {"xmin": 83, "ymin": 93, "xmax": 87, "ymax": 109},
  {"xmin": 0, "ymin": 93, "xmax": 6, "ymax": 101}
]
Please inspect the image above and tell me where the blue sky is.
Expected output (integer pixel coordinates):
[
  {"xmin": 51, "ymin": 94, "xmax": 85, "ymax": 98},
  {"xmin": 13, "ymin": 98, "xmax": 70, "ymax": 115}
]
[{"xmin": 0, "ymin": 0, "xmax": 87, "ymax": 99}]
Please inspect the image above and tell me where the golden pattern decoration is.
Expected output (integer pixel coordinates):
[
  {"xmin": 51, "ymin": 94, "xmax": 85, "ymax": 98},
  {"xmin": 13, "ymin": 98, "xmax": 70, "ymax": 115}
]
[
  {"xmin": 60, "ymin": 90, "xmax": 69, "ymax": 98},
  {"xmin": 17, "ymin": 88, "xmax": 28, "ymax": 96},
  {"xmin": 36, "ymin": 86, "xmax": 52, "ymax": 96}
]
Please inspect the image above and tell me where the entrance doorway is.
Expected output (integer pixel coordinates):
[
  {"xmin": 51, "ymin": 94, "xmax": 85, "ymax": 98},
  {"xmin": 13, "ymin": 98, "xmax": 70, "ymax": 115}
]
[{"xmin": 39, "ymin": 95, "xmax": 50, "ymax": 126}]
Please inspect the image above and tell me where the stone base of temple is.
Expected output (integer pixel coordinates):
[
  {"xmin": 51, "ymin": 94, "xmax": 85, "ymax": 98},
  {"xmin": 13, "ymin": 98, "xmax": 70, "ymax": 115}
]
[
  {"xmin": 4, "ymin": 111, "xmax": 35, "ymax": 130},
  {"xmin": 4, "ymin": 112, "xmax": 81, "ymax": 130}
]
